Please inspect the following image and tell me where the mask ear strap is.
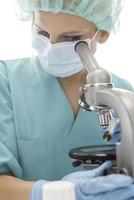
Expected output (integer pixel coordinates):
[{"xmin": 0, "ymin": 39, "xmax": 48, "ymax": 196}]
[{"xmin": 91, "ymin": 29, "xmax": 100, "ymax": 42}]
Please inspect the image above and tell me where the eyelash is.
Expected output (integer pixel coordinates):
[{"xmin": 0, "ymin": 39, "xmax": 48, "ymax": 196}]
[
  {"xmin": 63, "ymin": 36, "xmax": 81, "ymax": 41},
  {"xmin": 38, "ymin": 30, "xmax": 50, "ymax": 39},
  {"xmin": 37, "ymin": 30, "xmax": 81, "ymax": 41}
]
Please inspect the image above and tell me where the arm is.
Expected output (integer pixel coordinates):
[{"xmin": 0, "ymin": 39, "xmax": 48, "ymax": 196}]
[
  {"xmin": 0, "ymin": 174, "xmax": 34, "ymax": 200},
  {"xmin": 0, "ymin": 61, "xmax": 34, "ymax": 200}
]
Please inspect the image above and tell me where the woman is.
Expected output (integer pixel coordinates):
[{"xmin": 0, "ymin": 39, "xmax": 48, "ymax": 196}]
[{"xmin": 0, "ymin": 0, "xmax": 134, "ymax": 200}]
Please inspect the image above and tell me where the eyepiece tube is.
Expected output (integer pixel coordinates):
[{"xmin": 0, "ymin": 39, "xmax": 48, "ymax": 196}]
[{"xmin": 75, "ymin": 41, "xmax": 100, "ymax": 72}]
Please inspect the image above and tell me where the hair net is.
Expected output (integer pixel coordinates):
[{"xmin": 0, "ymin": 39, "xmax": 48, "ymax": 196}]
[{"xmin": 16, "ymin": 0, "xmax": 123, "ymax": 32}]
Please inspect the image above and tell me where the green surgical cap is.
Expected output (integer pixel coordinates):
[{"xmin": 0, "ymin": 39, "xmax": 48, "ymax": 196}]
[{"xmin": 17, "ymin": 0, "xmax": 122, "ymax": 32}]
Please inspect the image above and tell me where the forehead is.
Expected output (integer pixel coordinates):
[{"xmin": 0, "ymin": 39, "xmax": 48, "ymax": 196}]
[{"xmin": 34, "ymin": 11, "xmax": 97, "ymax": 33}]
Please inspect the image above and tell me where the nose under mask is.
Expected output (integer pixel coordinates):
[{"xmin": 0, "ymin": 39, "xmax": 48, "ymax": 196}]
[{"xmin": 32, "ymin": 27, "xmax": 99, "ymax": 78}]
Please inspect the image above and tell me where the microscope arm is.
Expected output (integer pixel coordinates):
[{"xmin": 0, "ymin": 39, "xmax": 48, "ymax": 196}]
[{"xmin": 96, "ymin": 88, "xmax": 134, "ymax": 177}]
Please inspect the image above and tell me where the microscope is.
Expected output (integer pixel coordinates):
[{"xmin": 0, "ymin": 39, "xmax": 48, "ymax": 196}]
[{"xmin": 69, "ymin": 41, "xmax": 134, "ymax": 177}]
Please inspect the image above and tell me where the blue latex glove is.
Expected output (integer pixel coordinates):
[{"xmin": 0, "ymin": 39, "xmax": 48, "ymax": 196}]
[
  {"xmin": 29, "ymin": 162, "xmax": 112, "ymax": 200},
  {"xmin": 30, "ymin": 162, "xmax": 134, "ymax": 200},
  {"xmin": 30, "ymin": 180, "xmax": 47, "ymax": 200},
  {"xmin": 101, "ymin": 119, "xmax": 121, "ymax": 142},
  {"xmin": 101, "ymin": 110, "xmax": 121, "ymax": 142},
  {"xmin": 111, "ymin": 110, "xmax": 121, "ymax": 142},
  {"xmin": 62, "ymin": 161, "xmax": 134, "ymax": 200},
  {"xmin": 111, "ymin": 119, "xmax": 121, "ymax": 142}
]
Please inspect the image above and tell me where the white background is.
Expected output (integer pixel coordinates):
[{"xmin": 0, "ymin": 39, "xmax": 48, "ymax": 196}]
[{"xmin": 0, "ymin": 0, "xmax": 133, "ymax": 86}]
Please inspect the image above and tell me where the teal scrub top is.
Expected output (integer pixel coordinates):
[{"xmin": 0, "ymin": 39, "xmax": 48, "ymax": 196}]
[{"xmin": 0, "ymin": 57, "xmax": 133, "ymax": 181}]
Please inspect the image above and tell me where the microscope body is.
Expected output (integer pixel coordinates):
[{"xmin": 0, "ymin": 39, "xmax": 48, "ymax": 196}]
[
  {"xmin": 74, "ymin": 41, "xmax": 134, "ymax": 178},
  {"xmin": 96, "ymin": 88, "xmax": 134, "ymax": 177},
  {"xmin": 83, "ymin": 75, "xmax": 134, "ymax": 177}
]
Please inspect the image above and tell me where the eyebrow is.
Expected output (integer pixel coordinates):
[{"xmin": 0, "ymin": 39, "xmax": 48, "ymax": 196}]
[{"xmin": 62, "ymin": 31, "xmax": 83, "ymax": 35}]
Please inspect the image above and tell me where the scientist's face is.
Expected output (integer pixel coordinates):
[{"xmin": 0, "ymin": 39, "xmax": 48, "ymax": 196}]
[{"xmin": 33, "ymin": 11, "xmax": 109, "ymax": 53}]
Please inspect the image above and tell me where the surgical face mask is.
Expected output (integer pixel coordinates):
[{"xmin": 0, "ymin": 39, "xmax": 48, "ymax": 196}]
[{"xmin": 32, "ymin": 25, "xmax": 99, "ymax": 77}]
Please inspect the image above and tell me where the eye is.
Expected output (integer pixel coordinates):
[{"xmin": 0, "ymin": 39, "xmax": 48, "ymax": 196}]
[
  {"xmin": 63, "ymin": 35, "xmax": 81, "ymax": 42},
  {"xmin": 37, "ymin": 30, "xmax": 50, "ymax": 39},
  {"xmin": 33, "ymin": 25, "xmax": 50, "ymax": 39}
]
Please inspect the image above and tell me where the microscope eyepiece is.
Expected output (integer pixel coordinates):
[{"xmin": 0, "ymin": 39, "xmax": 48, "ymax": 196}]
[{"xmin": 75, "ymin": 41, "xmax": 88, "ymax": 53}]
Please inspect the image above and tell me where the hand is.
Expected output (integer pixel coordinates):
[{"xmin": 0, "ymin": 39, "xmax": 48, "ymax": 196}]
[
  {"xmin": 101, "ymin": 110, "xmax": 121, "ymax": 142},
  {"xmin": 101, "ymin": 118, "xmax": 121, "ymax": 142},
  {"xmin": 111, "ymin": 110, "xmax": 121, "ymax": 142},
  {"xmin": 62, "ymin": 162, "xmax": 134, "ymax": 200},
  {"xmin": 110, "ymin": 119, "xmax": 121, "ymax": 142},
  {"xmin": 30, "ymin": 180, "xmax": 47, "ymax": 200}
]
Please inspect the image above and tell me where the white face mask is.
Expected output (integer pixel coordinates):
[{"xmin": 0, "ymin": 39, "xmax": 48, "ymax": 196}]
[{"xmin": 32, "ymin": 25, "xmax": 99, "ymax": 77}]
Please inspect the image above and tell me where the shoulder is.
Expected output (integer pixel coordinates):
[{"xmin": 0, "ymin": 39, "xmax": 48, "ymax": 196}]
[
  {"xmin": 0, "ymin": 57, "xmax": 31, "ymax": 75},
  {"xmin": 111, "ymin": 73, "xmax": 134, "ymax": 92},
  {"xmin": 0, "ymin": 57, "xmax": 31, "ymax": 78},
  {"xmin": 0, "ymin": 57, "xmax": 54, "ymax": 92},
  {"xmin": 0, "ymin": 58, "xmax": 32, "ymax": 97},
  {"xmin": 0, "ymin": 57, "xmax": 43, "ymax": 82}
]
